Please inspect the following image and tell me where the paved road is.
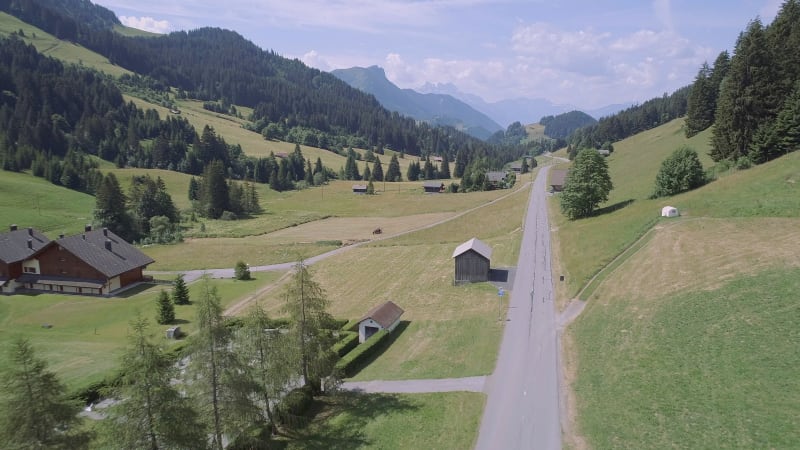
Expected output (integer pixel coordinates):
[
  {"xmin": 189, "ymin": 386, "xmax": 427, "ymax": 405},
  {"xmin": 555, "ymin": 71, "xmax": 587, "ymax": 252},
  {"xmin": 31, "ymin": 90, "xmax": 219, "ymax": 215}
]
[
  {"xmin": 341, "ymin": 376, "xmax": 486, "ymax": 394},
  {"xmin": 475, "ymin": 166, "xmax": 561, "ymax": 450}
]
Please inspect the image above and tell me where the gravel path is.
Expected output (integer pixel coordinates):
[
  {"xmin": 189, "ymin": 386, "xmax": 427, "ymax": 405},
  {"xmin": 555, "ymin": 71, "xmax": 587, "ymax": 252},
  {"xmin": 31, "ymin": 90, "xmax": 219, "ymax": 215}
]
[{"xmin": 341, "ymin": 376, "xmax": 487, "ymax": 394}]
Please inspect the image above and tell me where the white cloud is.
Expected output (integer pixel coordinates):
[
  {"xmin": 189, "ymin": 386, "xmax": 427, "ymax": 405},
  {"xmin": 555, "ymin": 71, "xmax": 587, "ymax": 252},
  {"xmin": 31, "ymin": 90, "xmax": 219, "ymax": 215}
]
[
  {"xmin": 119, "ymin": 16, "xmax": 171, "ymax": 34},
  {"xmin": 301, "ymin": 50, "xmax": 331, "ymax": 71},
  {"xmin": 653, "ymin": 0, "xmax": 673, "ymax": 32}
]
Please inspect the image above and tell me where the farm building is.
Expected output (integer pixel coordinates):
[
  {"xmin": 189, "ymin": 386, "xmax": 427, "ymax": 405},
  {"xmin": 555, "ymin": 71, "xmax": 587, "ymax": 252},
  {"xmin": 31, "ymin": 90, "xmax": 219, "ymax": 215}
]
[
  {"xmin": 1, "ymin": 225, "xmax": 154, "ymax": 296},
  {"xmin": 510, "ymin": 162, "xmax": 523, "ymax": 173},
  {"xmin": 0, "ymin": 225, "xmax": 51, "ymax": 294},
  {"xmin": 358, "ymin": 300, "xmax": 404, "ymax": 343},
  {"xmin": 549, "ymin": 169, "xmax": 568, "ymax": 192},
  {"xmin": 661, "ymin": 206, "xmax": 679, "ymax": 217},
  {"xmin": 423, "ymin": 181, "xmax": 445, "ymax": 193},
  {"xmin": 352, "ymin": 184, "xmax": 368, "ymax": 194},
  {"xmin": 485, "ymin": 171, "xmax": 507, "ymax": 189},
  {"xmin": 452, "ymin": 237, "xmax": 493, "ymax": 283}
]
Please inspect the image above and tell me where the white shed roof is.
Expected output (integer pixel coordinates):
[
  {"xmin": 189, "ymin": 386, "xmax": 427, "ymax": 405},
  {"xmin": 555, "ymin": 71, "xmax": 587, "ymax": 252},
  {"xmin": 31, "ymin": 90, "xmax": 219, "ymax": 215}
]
[{"xmin": 452, "ymin": 237, "xmax": 493, "ymax": 260}]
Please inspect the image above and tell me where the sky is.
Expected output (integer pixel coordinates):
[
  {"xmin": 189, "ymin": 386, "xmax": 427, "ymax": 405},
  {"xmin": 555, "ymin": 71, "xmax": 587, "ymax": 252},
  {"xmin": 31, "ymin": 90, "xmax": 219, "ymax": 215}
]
[{"xmin": 94, "ymin": 0, "xmax": 783, "ymax": 110}]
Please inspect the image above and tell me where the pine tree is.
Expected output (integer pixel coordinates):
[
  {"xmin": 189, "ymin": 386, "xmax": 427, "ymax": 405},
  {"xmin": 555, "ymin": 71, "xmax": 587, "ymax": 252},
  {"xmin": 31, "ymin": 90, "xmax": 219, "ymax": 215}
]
[
  {"xmin": 200, "ymin": 160, "xmax": 229, "ymax": 218},
  {"xmin": 372, "ymin": 156, "xmax": 384, "ymax": 182},
  {"xmin": 363, "ymin": 164, "xmax": 371, "ymax": 182},
  {"xmin": 439, "ymin": 156, "xmax": 451, "ymax": 179},
  {"xmin": 386, "ymin": 154, "xmax": 402, "ymax": 181},
  {"xmin": 560, "ymin": 148, "xmax": 613, "ymax": 220},
  {"xmin": 103, "ymin": 316, "xmax": 205, "ymax": 449},
  {"xmin": 281, "ymin": 261, "xmax": 337, "ymax": 391},
  {"xmin": 685, "ymin": 63, "xmax": 716, "ymax": 137},
  {"xmin": 367, "ymin": 180, "xmax": 375, "ymax": 194},
  {"xmin": 172, "ymin": 274, "xmax": 190, "ymax": 305},
  {"xmin": 188, "ymin": 176, "xmax": 200, "ymax": 201},
  {"xmin": 521, "ymin": 158, "xmax": 530, "ymax": 174},
  {"xmin": 94, "ymin": 172, "xmax": 135, "ymax": 241},
  {"xmin": 0, "ymin": 338, "xmax": 91, "ymax": 449},
  {"xmin": 454, "ymin": 149, "xmax": 467, "ymax": 178},
  {"xmin": 156, "ymin": 290, "xmax": 175, "ymax": 324},
  {"xmin": 235, "ymin": 261, "xmax": 251, "ymax": 280}
]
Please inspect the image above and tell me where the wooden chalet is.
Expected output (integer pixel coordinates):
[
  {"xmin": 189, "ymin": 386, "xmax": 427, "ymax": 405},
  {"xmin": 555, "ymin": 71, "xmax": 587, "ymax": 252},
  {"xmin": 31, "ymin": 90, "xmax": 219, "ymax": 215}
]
[
  {"xmin": 0, "ymin": 225, "xmax": 51, "ymax": 294},
  {"xmin": 352, "ymin": 184, "xmax": 368, "ymax": 194},
  {"xmin": 1, "ymin": 225, "xmax": 154, "ymax": 296},
  {"xmin": 452, "ymin": 237, "xmax": 493, "ymax": 284},
  {"xmin": 485, "ymin": 171, "xmax": 507, "ymax": 188},
  {"xmin": 358, "ymin": 301, "xmax": 404, "ymax": 343}
]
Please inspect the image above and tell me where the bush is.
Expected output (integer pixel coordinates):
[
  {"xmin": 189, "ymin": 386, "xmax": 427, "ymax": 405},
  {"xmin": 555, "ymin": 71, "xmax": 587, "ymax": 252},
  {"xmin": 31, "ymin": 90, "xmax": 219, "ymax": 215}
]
[
  {"xmin": 228, "ymin": 423, "xmax": 273, "ymax": 450},
  {"xmin": 335, "ymin": 329, "xmax": 391, "ymax": 377},
  {"xmin": 220, "ymin": 211, "xmax": 237, "ymax": 221},
  {"xmin": 329, "ymin": 318, "xmax": 350, "ymax": 330},
  {"xmin": 276, "ymin": 385, "xmax": 314, "ymax": 427},
  {"xmin": 234, "ymin": 261, "xmax": 251, "ymax": 280},
  {"xmin": 333, "ymin": 331, "xmax": 359, "ymax": 357},
  {"xmin": 652, "ymin": 146, "xmax": 706, "ymax": 198},
  {"xmin": 340, "ymin": 318, "xmax": 360, "ymax": 332}
]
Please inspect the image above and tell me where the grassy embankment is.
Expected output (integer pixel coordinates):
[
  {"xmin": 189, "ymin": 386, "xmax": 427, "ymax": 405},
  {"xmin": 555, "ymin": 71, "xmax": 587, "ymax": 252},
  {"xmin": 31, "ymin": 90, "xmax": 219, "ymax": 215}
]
[{"xmin": 554, "ymin": 118, "xmax": 800, "ymax": 448}]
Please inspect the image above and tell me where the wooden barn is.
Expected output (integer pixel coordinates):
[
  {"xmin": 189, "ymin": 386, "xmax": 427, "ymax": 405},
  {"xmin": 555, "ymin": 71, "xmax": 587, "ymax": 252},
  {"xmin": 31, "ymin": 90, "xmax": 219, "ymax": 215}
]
[
  {"xmin": 452, "ymin": 237, "xmax": 493, "ymax": 284},
  {"xmin": 423, "ymin": 181, "xmax": 445, "ymax": 193},
  {"xmin": 358, "ymin": 301, "xmax": 404, "ymax": 343},
  {"xmin": 550, "ymin": 169, "xmax": 568, "ymax": 192},
  {"xmin": 352, "ymin": 184, "xmax": 368, "ymax": 194}
]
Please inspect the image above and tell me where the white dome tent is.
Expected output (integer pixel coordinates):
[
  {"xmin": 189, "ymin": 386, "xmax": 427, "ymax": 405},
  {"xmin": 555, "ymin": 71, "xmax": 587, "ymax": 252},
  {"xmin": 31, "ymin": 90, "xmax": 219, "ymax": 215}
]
[{"xmin": 661, "ymin": 206, "xmax": 679, "ymax": 217}]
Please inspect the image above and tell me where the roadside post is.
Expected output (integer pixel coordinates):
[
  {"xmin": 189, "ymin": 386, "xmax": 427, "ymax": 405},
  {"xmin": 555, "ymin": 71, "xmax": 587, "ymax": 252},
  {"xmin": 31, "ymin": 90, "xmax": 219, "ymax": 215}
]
[{"xmin": 497, "ymin": 288, "xmax": 505, "ymax": 321}]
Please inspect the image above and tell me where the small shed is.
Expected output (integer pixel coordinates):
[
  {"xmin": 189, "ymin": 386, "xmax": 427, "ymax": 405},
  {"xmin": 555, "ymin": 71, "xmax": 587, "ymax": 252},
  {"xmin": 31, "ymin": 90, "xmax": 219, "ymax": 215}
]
[
  {"xmin": 358, "ymin": 301, "xmax": 404, "ymax": 343},
  {"xmin": 510, "ymin": 162, "xmax": 523, "ymax": 173},
  {"xmin": 352, "ymin": 184, "xmax": 368, "ymax": 194},
  {"xmin": 661, "ymin": 206, "xmax": 679, "ymax": 217},
  {"xmin": 423, "ymin": 181, "xmax": 445, "ymax": 193},
  {"xmin": 452, "ymin": 237, "xmax": 493, "ymax": 283},
  {"xmin": 486, "ymin": 171, "xmax": 507, "ymax": 188},
  {"xmin": 550, "ymin": 169, "xmax": 568, "ymax": 192},
  {"xmin": 166, "ymin": 326, "xmax": 181, "ymax": 339}
]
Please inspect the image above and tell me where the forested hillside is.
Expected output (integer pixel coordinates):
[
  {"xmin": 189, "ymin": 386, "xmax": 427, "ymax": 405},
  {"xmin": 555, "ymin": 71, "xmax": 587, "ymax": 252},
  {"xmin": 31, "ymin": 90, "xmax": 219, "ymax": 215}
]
[
  {"xmin": 539, "ymin": 111, "xmax": 597, "ymax": 140},
  {"xmin": 685, "ymin": 0, "xmax": 800, "ymax": 166},
  {"xmin": 0, "ymin": 0, "xmax": 528, "ymax": 167}
]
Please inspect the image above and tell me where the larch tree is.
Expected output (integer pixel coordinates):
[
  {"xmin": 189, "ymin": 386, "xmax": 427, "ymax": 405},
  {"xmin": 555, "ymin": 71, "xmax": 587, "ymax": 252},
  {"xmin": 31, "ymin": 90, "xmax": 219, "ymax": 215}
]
[
  {"xmin": 102, "ymin": 316, "xmax": 205, "ymax": 450},
  {"xmin": 0, "ymin": 338, "xmax": 91, "ymax": 449},
  {"xmin": 386, "ymin": 154, "xmax": 402, "ymax": 181},
  {"xmin": 281, "ymin": 261, "xmax": 337, "ymax": 392},
  {"xmin": 189, "ymin": 279, "xmax": 259, "ymax": 450},
  {"xmin": 560, "ymin": 149, "xmax": 613, "ymax": 220}
]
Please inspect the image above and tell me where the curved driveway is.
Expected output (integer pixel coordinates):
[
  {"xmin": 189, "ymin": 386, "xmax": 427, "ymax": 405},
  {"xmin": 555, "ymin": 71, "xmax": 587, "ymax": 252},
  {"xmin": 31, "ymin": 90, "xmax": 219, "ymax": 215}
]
[{"xmin": 475, "ymin": 165, "xmax": 561, "ymax": 449}]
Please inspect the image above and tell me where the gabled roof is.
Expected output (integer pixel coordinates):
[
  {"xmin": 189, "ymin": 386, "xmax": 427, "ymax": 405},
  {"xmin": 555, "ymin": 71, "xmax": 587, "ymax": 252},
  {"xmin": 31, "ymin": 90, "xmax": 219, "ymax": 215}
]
[
  {"xmin": 423, "ymin": 180, "xmax": 444, "ymax": 188},
  {"xmin": 0, "ymin": 227, "xmax": 51, "ymax": 264},
  {"xmin": 352, "ymin": 184, "xmax": 368, "ymax": 190},
  {"xmin": 359, "ymin": 301, "xmax": 404, "ymax": 329},
  {"xmin": 550, "ymin": 169, "xmax": 568, "ymax": 187},
  {"xmin": 44, "ymin": 228, "xmax": 154, "ymax": 278},
  {"xmin": 486, "ymin": 171, "xmax": 506, "ymax": 183},
  {"xmin": 452, "ymin": 237, "xmax": 493, "ymax": 260}
]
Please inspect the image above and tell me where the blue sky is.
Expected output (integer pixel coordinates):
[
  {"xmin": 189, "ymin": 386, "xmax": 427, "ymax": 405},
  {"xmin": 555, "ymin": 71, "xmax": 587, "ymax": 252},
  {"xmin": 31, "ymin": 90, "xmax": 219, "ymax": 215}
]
[{"xmin": 95, "ymin": 0, "xmax": 783, "ymax": 109}]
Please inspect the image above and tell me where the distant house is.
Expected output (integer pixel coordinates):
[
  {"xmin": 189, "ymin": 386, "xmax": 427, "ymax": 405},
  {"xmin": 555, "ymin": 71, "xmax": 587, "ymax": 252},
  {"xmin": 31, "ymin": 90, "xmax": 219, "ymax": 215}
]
[
  {"xmin": 423, "ymin": 181, "xmax": 445, "ymax": 193},
  {"xmin": 550, "ymin": 169, "xmax": 569, "ymax": 192},
  {"xmin": 510, "ymin": 162, "xmax": 523, "ymax": 173},
  {"xmin": 275, "ymin": 152, "xmax": 289, "ymax": 159},
  {"xmin": 597, "ymin": 149, "xmax": 610, "ymax": 157},
  {"xmin": 452, "ymin": 237, "xmax": 493, "ymax": 284},
  {"xmin": 2, "ymin": 225, "xmax": 155, "ymax": 296},
  {"xmin": 358, "ymin": 301, "xmax": 404, "ymax": 343},
  {"xmin": 352, "ymin": 184, "xmax": 368, "ymax": 194},
  {"xmin": 0, "ymin": 225, "xmax": 51, "ymax": 294},
  {"xmin": 431, "ymin": 156, "xmax": 444, "ymax": 163},
  {"xmin": 485, "ymin": 171, "xmax": 507, "ymax": 189}
]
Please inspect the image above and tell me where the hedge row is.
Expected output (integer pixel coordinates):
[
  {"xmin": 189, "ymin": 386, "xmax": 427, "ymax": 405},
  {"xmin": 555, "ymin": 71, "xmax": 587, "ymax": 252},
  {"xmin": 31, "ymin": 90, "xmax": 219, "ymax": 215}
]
[
  {"xmin": 334, "ymin": 329, "xmax": 390, "ymax": 377},
  {"xmin": 333, "ymin": 331, "xmax": 359, "ymax": 357},
  {"xmin": 340, "ymin": 318, "xmax": 360, "ymax": 332}
]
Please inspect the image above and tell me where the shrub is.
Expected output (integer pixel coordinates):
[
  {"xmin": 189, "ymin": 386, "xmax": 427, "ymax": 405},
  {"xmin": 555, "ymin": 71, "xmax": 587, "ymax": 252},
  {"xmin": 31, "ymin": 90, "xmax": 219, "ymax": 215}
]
[
  {"xmin": 234, "ymin": 261, "xmax": 251, "ymax": 280},
  {"xmin": 333, "ymin": 331, "xmax": 359, "ymax": 357},
  {"xmin": 276, "ymin": 385, "xmax": 314, "ymax": 427},
  {"xmin": 340, "ymin": 318, "xmax": 360, "ymax": 332},
  {"xmin": 329, "ymin": 318, "xmax": 350, "ymax": 330},
  {"xmin": 220, "ymin": 211, "xmax": 237, "ymax": 221},
  {"xmin": 335, "ymin": 329, "xmax": 391, "ymax": 377},
  {"xmin": 652, "ymin": 146, "xmax": 707, "ymax": 198}
]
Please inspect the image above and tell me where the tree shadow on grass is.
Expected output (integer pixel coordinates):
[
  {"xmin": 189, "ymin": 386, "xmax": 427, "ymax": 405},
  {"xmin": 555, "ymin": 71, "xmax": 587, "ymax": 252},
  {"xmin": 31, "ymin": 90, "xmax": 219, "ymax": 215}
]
[
  {"xmin": 592, "ymin": 199, "xmax": 635, "ymax": 217},
  {"xmin": 277, "ymin": 391, "xmax": 419, "ymax": 449},
  {"xmin": 346, "ymin": 320, "xmax": 410, "ymax": 378}
]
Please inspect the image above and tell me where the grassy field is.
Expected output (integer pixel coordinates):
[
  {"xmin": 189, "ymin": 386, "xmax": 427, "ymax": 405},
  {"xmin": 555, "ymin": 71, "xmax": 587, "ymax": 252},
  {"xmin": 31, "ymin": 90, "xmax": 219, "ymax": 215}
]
[
  {"xmin": 0, "ymin": 12, "xmax": 132, "ymax": 77},
  {"xmin": 550, "ymin": 119, "xmax": 800, "ymax": 298},
  {"xmin": 0, "ymin": 170, "xmax": 95, "ymax": 235},
  {"xmin": 0, "ymin": 274, "xmax": 279, "ymax": 391},
  {"xmin": 283, "ymin": 391, "xmax": 484, "ymax": 449},
  {"xmin": 247, "ymin": 183, "xmax": 528, "ymax": 380},
  {"xmin": 571, "ymin": 263, "xmax": 800, "ymax": 448}
]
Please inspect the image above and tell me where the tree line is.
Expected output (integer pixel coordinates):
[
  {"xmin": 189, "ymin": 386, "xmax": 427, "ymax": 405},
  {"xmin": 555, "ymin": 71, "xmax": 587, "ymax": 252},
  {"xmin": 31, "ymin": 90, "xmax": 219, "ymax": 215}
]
[{"xmin": 685, "ymin": 0, "xmax": 800, "ymax": 165}]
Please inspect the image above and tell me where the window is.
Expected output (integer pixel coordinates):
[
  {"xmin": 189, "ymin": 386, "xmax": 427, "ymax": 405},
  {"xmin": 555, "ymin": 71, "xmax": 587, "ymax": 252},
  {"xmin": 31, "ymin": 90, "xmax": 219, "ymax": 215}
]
[{"xmin": 23, "ymin": 267, "xmax": 37, "ymax": 274}]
